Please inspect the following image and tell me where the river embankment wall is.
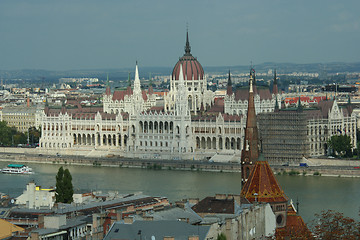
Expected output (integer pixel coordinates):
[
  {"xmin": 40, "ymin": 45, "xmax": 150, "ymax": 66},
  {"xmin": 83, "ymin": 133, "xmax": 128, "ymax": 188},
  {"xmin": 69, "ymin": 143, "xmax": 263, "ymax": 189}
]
[{"xmin": 0, "ymin": 147, "xmax": 359, "ymax": 177}]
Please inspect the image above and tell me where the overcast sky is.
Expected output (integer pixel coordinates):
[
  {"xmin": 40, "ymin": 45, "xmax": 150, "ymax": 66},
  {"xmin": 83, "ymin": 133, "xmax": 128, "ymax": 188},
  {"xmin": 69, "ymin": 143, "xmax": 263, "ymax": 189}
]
[{"xmin": 1, "ymin": 0, "xmax": 360, "ymax": 70}]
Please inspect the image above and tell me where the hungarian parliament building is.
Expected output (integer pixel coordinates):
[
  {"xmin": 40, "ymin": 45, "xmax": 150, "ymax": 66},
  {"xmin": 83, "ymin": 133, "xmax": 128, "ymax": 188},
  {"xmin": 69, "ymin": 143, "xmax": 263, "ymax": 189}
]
[{"xmin": 39, "ymin": 33, "xmax": 357, "ymax": 162}]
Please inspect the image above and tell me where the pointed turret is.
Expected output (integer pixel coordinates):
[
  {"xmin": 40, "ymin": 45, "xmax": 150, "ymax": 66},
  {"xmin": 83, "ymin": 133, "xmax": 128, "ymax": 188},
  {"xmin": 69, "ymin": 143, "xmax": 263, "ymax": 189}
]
[
  {"xmin": 226, "ymin": 70, "xmax": 233, "ymax": 96},
  {"xmin": 241, "ymin": 72, "xmax": 260, "ymax": 186},
  {"xmin": 148, "ymin": 85, "xmax": 154, "ymax": 95},
  {"xmin": 346, "ymin": 94, "xmax": 353, "ymax": 115},
  {"xmin": 44, "ymin": 98, "xmax": 49, "ymax": 115},
  {"xmin": 274, "ymin": 96, "xmax": 280, "ymax": 112},
  {"xmin": 127, "ymin": 72, "xmax": 131, "ymax": 87},
  {"xmin": 297, "ymin": 96, "xmax": 303, "ymax": 112},
  {"xmin": 133, "ymin": 61, "xmax": 142, "ymax": 96},
  {"xmin": 61, "ymin": 100, "xmax": 66, "ymax": 114},
  {"xmin": 272, "ymin": 69, "xmax": 278, "ymax": 95},
  {"xmin": 249, "ymin": 67, "xmax": 257, "ymax": 93},
  {"xmin": 200, "ymin": 102, "xmax": 205, "ymax": 114},
  {"xmin": 105, "ymin": 73, "xmax": 111, "ymax": 95},
  {"xmin": 132, "ymin": 62, "xmax": 144, "ymax": 114},
  {"xmin": 148, "ymin": 73, "xmax": 154, "ymax": 95}
]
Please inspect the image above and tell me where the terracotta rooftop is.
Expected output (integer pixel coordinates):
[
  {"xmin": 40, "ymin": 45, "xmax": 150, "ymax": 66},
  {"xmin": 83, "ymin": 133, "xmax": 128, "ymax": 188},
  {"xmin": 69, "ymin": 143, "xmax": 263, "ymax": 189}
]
[
  {"xmin": 276, "ymin": 205, "xmax": 313, "ymax": 239},
  {"xmin": 241, "ymin": 161, "xmax": 288, "ymax": 203}
]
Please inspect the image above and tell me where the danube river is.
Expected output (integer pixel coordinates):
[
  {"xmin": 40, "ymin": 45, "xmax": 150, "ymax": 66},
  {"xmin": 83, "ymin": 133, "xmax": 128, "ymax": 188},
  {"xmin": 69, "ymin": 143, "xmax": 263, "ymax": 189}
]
[{"xmin": 1, "ymin": 162, "xmax": 359, "ymax": 223}]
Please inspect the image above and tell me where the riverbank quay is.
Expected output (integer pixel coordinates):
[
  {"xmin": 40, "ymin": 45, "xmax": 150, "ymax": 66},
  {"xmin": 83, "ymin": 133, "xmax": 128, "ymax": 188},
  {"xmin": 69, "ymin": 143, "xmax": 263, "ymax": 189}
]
[
  {"xmin": 0, "ymin": 152, "xmax": 242, "ymax": 173},
  {"xmin": 0, "ymin": 147, "xmax": 359, "ymax": 176}
]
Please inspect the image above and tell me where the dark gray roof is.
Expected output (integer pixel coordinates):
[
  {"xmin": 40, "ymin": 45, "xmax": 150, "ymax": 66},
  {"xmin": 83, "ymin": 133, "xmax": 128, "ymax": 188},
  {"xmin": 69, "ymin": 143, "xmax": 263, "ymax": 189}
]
[
  {"xmin": 143, "ymin": 207, "xmax": 202, "ymax": 224},
  {"xmin": 104, "ymin": 220, "xmax": 210, "ymax": 240}
]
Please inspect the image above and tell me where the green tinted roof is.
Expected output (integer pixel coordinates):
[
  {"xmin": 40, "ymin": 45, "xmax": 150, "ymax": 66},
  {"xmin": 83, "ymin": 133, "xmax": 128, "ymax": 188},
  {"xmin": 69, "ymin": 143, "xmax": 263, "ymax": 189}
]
[{"xmin": 7, "ymin": 164, "xmax": 25, "ymax": 168}]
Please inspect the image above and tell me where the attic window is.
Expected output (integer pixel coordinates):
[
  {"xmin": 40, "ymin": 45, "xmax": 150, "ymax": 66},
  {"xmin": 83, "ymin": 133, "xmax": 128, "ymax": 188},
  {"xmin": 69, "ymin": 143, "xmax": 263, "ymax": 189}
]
[{"xmin": 115, "ymin": 229, "xmax": 119, "ymax": 233}]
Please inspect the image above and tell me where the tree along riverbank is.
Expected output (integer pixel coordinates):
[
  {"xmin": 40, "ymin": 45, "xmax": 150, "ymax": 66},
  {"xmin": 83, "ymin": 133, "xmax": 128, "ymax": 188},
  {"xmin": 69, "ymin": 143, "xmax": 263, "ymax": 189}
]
[{"xmin": 0, "ymin": 152, "xmax": 359, "ymax": 177}]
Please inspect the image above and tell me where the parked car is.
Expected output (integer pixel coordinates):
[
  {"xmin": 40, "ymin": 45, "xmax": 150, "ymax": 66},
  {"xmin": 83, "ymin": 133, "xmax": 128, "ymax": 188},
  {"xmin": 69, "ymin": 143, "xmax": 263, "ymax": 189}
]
[{"xmin": 299, "ymin": 163, "xmax": 309, "ymax": 167}]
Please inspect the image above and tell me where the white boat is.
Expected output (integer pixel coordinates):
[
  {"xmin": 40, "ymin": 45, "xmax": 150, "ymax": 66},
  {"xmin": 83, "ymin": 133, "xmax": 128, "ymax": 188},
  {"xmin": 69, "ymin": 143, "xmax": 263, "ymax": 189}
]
[{"xmin": 1, "ymin": 164, "xmax": 34, "ymax": 174}]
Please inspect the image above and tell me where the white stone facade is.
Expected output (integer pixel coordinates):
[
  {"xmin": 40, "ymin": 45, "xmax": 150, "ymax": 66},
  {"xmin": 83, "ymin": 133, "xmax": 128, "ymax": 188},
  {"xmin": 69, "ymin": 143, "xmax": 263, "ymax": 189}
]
[
  {"xmin": 224, "ymin": 91, "xmax": 281, "ymax": 116},
  {"xmin": 308, "ymin": 100, "xmax": 357, "ymax": 157},
  {"xmin": 164, "ymin": 74, "xmax": 215, "ymax": 113}
]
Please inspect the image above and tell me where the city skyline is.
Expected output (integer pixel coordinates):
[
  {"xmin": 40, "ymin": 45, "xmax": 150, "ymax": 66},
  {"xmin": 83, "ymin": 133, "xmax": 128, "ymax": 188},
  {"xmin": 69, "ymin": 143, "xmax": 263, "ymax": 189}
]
[{"xmin": 1, "ymin": 0, "xmax": 360, "ymax": 70}]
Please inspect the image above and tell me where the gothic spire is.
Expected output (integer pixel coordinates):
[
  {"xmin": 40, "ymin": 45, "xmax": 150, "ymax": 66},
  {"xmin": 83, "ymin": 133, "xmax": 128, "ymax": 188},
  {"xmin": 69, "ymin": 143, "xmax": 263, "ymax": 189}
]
[
  {"xmin": 184, "ymin": 30, "xmax": 191, "ymax": 56},
  {"xmin": 226, "ymin": 70, "xmax": 233, "ymax": 96},
  {"xmin": 241, "ymin": 72, "xmax": 260, "ymax": 187},
  {"xmin": 275, "ymin": 96, "xmax": 279, "ymax": 112},
  {"xmin": 105, "ymin": 73, "xmax": 111, "ymax": 95},
  {"xmin": 127, "ymin": 72, "xmax": 131, "ymax": 87},
  {"xmin": 134, "ymin": 61, "xmax": 142, "ymax": 96},
  {"xmin": 249, "ymin": 67, "xmax": 257, "ymax": 93},
  {"xmin": 272, "ymin": 69, "xmax": 278, "ymax": 95},
  {"xmin": 297, "ymin": 96, "xmax": 303, "ymax": 112}
]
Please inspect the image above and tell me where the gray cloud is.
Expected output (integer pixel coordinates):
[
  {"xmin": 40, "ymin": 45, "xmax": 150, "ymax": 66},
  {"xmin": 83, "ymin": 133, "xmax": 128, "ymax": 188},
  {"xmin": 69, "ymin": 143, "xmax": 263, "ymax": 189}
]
[{"xmin": 0, "ymin": 0, "xmax": 359, "ymax": 70}]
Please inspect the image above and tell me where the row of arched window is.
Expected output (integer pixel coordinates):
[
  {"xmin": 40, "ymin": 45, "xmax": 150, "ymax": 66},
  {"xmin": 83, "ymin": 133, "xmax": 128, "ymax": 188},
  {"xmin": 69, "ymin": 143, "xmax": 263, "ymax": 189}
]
[{"xmin": 196, "ymin": 136, "xmax": 241, "ymax": 150}]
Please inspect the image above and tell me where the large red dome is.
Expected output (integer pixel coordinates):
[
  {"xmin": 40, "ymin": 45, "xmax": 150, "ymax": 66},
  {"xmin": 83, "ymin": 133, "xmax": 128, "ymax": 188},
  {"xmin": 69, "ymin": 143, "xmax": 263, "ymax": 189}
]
[{"xmin": 172, "ymin": 32, "xmax": 204, "ymax": 81}]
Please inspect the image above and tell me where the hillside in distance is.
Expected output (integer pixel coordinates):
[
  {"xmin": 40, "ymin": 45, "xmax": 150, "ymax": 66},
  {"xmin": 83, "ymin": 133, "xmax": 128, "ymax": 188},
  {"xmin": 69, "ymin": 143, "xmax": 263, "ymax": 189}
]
[{"xmin": 1, "ymin": 62, "xmax": 360, "ymax": 83}]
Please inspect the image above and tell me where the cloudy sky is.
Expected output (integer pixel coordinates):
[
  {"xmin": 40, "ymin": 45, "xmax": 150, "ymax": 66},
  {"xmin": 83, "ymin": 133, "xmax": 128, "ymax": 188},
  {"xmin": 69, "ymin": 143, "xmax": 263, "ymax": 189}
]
[{"xmin": 1, "ymin": 0, "xmax": 360, "ymax": 70}]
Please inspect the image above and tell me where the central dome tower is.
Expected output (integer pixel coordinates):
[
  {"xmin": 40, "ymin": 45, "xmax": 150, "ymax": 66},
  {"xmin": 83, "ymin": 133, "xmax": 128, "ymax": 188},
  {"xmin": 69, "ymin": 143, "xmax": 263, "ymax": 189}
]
[
  {"xmin": 172, "ymin": 31, "xmax": 204, "ymax": 81},
  {"xmin": 165, "ymin": 30, "xmax": 214, "ymax": 114}
]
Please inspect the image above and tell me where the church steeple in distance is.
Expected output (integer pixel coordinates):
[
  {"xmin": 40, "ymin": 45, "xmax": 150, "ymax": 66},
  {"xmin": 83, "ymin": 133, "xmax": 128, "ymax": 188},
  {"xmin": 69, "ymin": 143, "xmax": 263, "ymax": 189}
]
[
  {"xmin": 272, "ymin": 69, "xmax": 278, "ymax": 95},
  {"xmin": 241, "ymin": 72, "xmax": 260, "ymax": 187},
  {"xmin": 105, "ymin": 73, "xmax": 111, "ymax": 95}
]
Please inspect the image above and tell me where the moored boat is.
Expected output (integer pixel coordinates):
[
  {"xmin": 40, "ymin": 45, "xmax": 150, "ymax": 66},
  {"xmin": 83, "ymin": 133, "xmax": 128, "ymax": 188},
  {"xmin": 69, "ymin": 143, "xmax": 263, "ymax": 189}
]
[{"xmin": 1, "ymin": 164, "xmax": 34, "ymax": 174}]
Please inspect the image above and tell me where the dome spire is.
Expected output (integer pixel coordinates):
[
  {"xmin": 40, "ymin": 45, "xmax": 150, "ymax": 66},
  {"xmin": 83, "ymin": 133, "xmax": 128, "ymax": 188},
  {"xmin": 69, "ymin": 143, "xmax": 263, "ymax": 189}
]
[{"xmin": 184, "ymin": 28, "xmax": 191, "ymax": 56}]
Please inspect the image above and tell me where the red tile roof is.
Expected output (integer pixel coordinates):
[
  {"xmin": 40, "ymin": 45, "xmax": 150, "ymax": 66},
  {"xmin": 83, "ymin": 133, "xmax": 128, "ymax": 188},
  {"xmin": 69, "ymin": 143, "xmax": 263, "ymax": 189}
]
[
  {"xmin": 276, "ymin": 205, "xmax": 313, "ymax": 239},
  {"xmin": 241, "ymin": 161, "xmax": 288, "ymax": 203}
]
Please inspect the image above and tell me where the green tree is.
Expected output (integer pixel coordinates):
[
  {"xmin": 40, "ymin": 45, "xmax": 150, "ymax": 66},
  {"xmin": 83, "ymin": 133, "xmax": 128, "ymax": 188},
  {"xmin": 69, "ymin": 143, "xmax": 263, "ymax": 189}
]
[
  {"xmin": 55, "ymin": 167, "xmax": 64, "ymax": 203},
  {"xmin": 328, "ymin": 135, "xmax": 352, "ymax": 157},
  {"xmin": 0, "ymin": 121, "xmax": 17, "ymax": 146},
  {"xmin": 63, "ymin": 168, "xmax": 74, "ymax": 203},
  {"xmin": 217, "ymin": 233, "xmax": 226, "ymax": 240},
  {"xmin": 55, "ymin": 167, "xmax": 74, "ymax": 203}
]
